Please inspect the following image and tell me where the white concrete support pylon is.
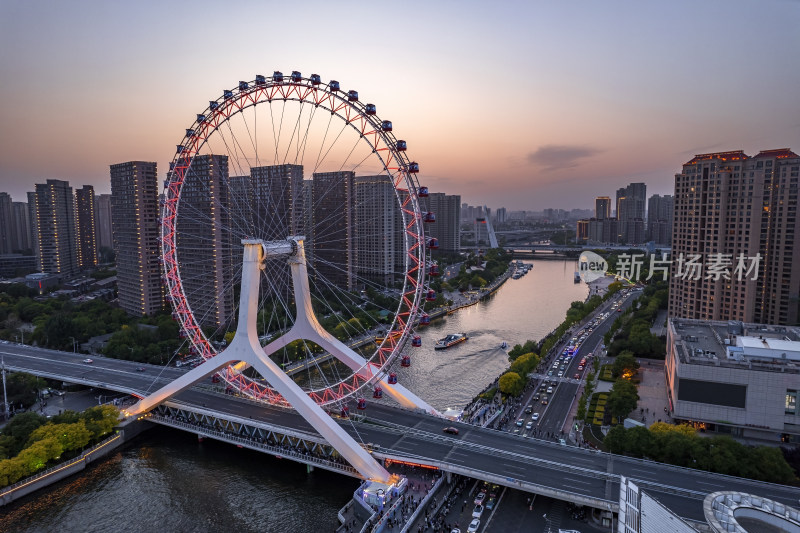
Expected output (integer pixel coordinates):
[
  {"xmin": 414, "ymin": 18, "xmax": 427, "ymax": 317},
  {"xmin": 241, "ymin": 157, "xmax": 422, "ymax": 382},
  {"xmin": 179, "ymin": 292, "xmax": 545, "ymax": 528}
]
[
  {"xmin": 284, "ymin": 238, "xmax": 439, "ymax": 416},
  {"xmin": 126, "ymin": 240, "xmax": 392, "ymax": 483}
]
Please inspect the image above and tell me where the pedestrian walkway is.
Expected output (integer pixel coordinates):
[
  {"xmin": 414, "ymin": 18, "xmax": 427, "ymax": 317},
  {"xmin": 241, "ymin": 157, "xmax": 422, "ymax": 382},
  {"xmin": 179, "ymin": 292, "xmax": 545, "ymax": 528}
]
[{"xmin": 633, "ymin": 361, "xmax": 670, "ymax": 427}]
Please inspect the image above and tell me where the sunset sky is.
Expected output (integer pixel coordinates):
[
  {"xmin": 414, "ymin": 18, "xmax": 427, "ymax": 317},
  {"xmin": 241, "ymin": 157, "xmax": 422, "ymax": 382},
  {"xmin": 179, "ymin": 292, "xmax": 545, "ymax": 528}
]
[{"xmin": 1, "ymin": 0, "xmax": 798, "ymax": 210}]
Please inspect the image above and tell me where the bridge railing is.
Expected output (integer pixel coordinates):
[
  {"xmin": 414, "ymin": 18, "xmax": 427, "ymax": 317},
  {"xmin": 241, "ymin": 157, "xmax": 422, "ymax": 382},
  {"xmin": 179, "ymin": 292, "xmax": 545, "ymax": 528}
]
[{"xmin": 149, "ymin": 415, "xmax": 359, "ymax": 477}]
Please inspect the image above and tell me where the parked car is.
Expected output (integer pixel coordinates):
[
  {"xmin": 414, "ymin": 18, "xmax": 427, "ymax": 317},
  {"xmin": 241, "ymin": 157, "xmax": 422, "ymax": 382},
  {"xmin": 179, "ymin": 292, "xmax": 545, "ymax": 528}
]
[
  {"xmin": 472, "ymin": 505, "xmax": 484, "ymax": 518},
  {"xmin": 443, "ymin": 426, "xmax": 459, "ymax": 435},
  {"xmin": 474, "ymin": 491, "xmax": 486, "ymax": 506},
  {"xmin": 467, "ymin": 519, "xmax": 480, "ymax": 533}
]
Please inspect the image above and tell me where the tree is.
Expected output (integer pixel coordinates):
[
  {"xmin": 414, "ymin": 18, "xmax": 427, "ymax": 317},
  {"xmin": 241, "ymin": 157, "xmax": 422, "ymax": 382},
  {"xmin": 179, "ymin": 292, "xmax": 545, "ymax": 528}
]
[
  {"xmin": 510, "ymin": 353, "xmax": 539, "ymax": 376},
  {"xmin": 611, "ymin": 351, "xmax": 640, "ymax": 379},
  {"xmin": 605, "ymin": 378, "xmax": 639, "ymax": 420},
  {"xmin": 603, "ymin": 425, "xmax": 628, "ymax": 453},
  {"xmin": 1, "ymin": 412, "xmax": 46, "ymax": 456},
  {"xmin": 498, "ymin": 372, "xmax": 524, "ymax": 397}
]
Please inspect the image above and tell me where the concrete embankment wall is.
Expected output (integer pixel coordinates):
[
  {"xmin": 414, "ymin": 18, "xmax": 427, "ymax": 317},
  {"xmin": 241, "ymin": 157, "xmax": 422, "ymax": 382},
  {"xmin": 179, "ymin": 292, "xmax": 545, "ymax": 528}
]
[{"xmin": 0, "ymin": 418, "xmax": 153, "ymax": 507}]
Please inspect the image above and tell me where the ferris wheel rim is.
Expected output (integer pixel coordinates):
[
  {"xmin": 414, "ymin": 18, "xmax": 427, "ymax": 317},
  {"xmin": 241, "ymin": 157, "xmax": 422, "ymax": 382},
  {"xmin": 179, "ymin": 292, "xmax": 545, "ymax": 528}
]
[{"xmin": 160, "ymin": 71, "xmax": 430, "ymax": 407}]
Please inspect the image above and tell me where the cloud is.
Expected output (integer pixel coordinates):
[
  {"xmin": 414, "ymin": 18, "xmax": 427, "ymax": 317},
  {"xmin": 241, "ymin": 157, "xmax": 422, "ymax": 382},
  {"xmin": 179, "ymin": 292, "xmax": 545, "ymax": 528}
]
[{"xmin": 527, "ymin": 145, "xmax": 602, "ymax": 170}]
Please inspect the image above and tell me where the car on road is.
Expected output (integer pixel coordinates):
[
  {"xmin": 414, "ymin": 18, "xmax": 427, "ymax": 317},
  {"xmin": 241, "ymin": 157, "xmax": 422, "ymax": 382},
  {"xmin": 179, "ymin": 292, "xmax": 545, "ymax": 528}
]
[
  {"xmin": 557, "ymin": 371, "xmax": 564, "ymax": 377},
  {"xmin": 443, "ymin": 426, "xmax": 459, "ymax": 435},
  {"xmin": 574, "ymin": 373, "xmax": 580, "ymax": 379},
  {"xmin": 450, "ymin": 529, "xmax": 461, "ymax": 533},
  {"xmin": 546, "ymin": 386, "xmax": 553, "ymax": 394},
  {"xmin": 578, "ymin": 365, "xmax": 584, "ymax": 371},
  {"xmin": 516, "ymin": 418, "xmax": 524, "ymax": 427},
  {"xmin": 525, "ymin": 406, "xmax": 533, "ymax": 414},
  {"xmin": 547, "ymin": 370, "xmax": 554, "ymax": 376},
  {"xmin": 474, "ymin": 491, "xmax": 486, "ymax": 505},
  {"xmin": 486, "ymin": 497, "xmax": 496, "ymax": 510},
  {"xmin": 532, "ymin": 412, "xmax": 540, "ymax": 421},
  {"xmin": 82, "ymin": 358, "xmax": 93, "ymax": 364},
  {"xmin": 525, "ymin": 421, "xmax": 533, "ymax": 430},
  {"xmin": 136, "ymin": 367, "xmax": 146, "ymax": 372},
  {"xmin": 533, "ymin": 393, "xmax": 540, "ymax": 401},
  {"xmin": 472, "ymin": 504, "xmax": 484, "ymax": 518},
  {"xmin": 467, "ymin": 519, "xmax": 480, "ymax": 533},
  {"xmin": 541, "ymin": 396, "xmax": 549, "ymax": 405}
]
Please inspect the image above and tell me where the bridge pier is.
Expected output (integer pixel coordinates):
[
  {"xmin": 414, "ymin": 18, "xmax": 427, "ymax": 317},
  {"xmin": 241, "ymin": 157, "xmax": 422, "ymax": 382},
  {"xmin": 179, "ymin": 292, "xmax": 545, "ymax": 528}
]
[{"xmin": 307, "ymin": 464, "xmax": 314, "ymax": 474}]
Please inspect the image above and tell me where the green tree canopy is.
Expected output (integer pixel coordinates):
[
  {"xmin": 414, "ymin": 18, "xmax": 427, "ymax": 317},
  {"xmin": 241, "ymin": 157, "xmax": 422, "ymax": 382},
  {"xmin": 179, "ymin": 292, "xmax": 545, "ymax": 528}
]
[{"xmin": 498, "ymin": 372, "xmax": 525, "ymax": 397}]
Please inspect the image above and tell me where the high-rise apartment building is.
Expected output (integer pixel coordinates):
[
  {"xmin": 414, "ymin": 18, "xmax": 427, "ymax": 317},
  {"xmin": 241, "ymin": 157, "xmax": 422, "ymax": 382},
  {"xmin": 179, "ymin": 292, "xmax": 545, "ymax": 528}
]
[
  {"xmin": 110, "ymin": 161, "xmax": 163, "ymax": 317},
  {"xmin": 647, "ymin": 193, "xmax": 674, "ymax": 245},
  {"xmin": 251, "ymin": 164, "xmax": 304, "ymax": 241},
  {"xmin": 427, "ymin": 193, "xmax": 461, "ymax": 252},
  {"xmin": 595, "ymin": 197, "xmax": 611, "ymax": 220},
  {"xmin": 27, "ymin": 192, "xmax": 39, "ymax": 260},
  {"xmin": 354, "ymin": 175, "xmax": 403, "ymax": 286},
  {"xmin": 576, "ymin": 219, "xmax": 589, "ymax": 242},
  {"xmin": 669, "ymin": 149, "xmax": 800, "ymax": 325},
  {"xmin": 616, "ymin": 183, "xmax": 646, "ymax": 243},
  {"xmin": 12, "ymin": 201, "xmax": 32, "ymax": 252},
  {"xmin": 0, "ymin": 193, "xmax": 13, "ymax": 254},
  {"xmin": 175, "ymin": 155, "xmax": 234, "ymax": 328},
  {"xmin": 495, "ymin": 207, "xmax": 507, "ymax": 224},
  {"xmin": 312, "ymin": 171, "xmax": 355, "ymax": 290},
  {"xmin": 94, "ymin": 193, "xmax": 113, "ymax": 250},
  {"xmin": 34, "ymin": 179, "xmax": 79, "ymax": 276},
  {"xmin": 75, "ymin": 185, "xmax": 97, "ymax": 269}
]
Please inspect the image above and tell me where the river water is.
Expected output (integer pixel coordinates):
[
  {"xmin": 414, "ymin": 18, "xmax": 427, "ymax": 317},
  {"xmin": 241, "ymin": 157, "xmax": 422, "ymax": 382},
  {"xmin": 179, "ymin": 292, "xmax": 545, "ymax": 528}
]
[{"xmin": 1, "ymin": 259, "xmax": 586, "ymax": 533}]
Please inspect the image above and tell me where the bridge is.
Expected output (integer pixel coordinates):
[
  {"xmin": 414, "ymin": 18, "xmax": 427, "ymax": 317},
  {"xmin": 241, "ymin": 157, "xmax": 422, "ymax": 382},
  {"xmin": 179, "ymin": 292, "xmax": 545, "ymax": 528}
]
[{"xmin": 3, "ymin": 342, "xmax": 799, "ymax": 525}]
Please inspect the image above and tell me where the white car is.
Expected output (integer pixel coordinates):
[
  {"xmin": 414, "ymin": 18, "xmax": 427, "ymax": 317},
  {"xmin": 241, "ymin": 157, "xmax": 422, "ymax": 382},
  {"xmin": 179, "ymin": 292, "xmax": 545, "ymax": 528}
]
[
  {"xmin": 532, "ymin": 412, "xmax": 540, "ymax": 421},
  {"xmin": 82, "ymin": 358, "xmax": 93, "ymax": 364},
  {"xmin": 474, "ymin": 491, "xmax": 486, "ymax": 505},
  {"xmin": 557, "ymin": 371, "xmax": 564, "ymax": 377},
  {"xmin": 467, "ymin": 519, "xmax": 481, "ymax": 533},
  {"xmin": 472, "ymin": 504, "xmax": 484, "ymax": 518}
]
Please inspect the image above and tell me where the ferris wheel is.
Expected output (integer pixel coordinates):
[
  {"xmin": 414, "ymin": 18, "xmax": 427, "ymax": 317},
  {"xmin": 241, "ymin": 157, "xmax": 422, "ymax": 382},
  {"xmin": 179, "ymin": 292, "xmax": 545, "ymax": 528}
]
[{"xmin": 160, "ymin": 71, "xmax": 437, "ymax": 410}]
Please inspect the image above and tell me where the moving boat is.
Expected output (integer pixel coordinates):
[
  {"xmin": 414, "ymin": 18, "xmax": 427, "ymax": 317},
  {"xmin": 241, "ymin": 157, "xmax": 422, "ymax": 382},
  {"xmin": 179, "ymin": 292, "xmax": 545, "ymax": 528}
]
[
  {"xmin": 434, "ymin": 333, "xmax": 468, "ymax": 350},
  {"xmin": 500, "ymin": 341, "xmax": 509, "ymax": 349}
]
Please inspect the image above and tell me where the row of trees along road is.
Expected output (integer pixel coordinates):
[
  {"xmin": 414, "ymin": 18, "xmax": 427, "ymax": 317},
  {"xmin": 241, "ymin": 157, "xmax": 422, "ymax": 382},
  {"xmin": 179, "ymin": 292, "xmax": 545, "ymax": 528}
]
[{"xmin": 0, "ymin": 406, "xmax": 120, "ymax": 487}]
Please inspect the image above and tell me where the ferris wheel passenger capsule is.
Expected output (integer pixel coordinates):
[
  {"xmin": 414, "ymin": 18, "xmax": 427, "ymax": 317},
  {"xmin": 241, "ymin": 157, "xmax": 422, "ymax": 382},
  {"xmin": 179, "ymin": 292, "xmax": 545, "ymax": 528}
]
[
  {"xmin": 272, "ymin": 71, "xmax": 284, "ymax": 82},
  {"xmin": 176, "ymin": 145, "xmax": 185, "ymax": 154},
  {"xmin": 365, "ymin": 103, "xmax": 376, "ymax": 115},
  {"xmin": 396, "ymin": 140, "xmax": 407, "ymax": 151},
  {"xmin": 209, "ymin": 101, "xmax": 219, "ymax": 110},
  {"xmin": 329, "ymin": 80, "xmax": 340, "ymax": 91},
  {"xmin": 387, "ymin": 373, "xmax": 398, "ymax": 385},
  {"xmin": 408, "ymin": 162, "xmax": 420, "ymax": 173},
  {"xmin": 418, "ymin": 186, "xmax": 429, "ymax": 197},
  {"xmin": 291, "ymin": 71, "xmax": 302, "ymax": 82},
  {"xmin": 411, "ymin": 335, "xmax": 422, "ymax": 347},
  {"xmin": 381, "ymin": 120, "xmax": 393, "ymax": 132},
  {"xmin": 426, "ymin": 289, "xmax": 437, "ymax": 301},
  {"xmin": 347, "ymin": 90, "xmax": 359, "ymax": 102},
  {"xmin": 373, "ymin": 387, "xmax": 383, "ymax": 399},
  {"xmin": 420, "ymin": 314, "xmax": 431, "ymax": 325},
  {"xmin": 401, "ymin": 355, "xmax": 411, "ymax": 367},
  {"xmin": 357, "ymin": 398, "xmax": 367, "ymax": 410},
  {"xmin": 428, "ymin": 238, "xmax": 439, "ymax": 249},
  {"xmin": 424, "ymin": 212, "xmax": 436, "ymax": 223},
  {"xmin": 238, "ymin": 81, "xmax": 249, "ymax": 90},
  {"xmin": 340, "ymin": 405, "xmax": 350, "ymax": 418},
  {"xmin": 255, "ymin": 74, "xmax": 266, "ymax": 85},
  {"xmin": 224, "ymin": 90, "xmax": 233, "ymax": 100},
  {"xmin": 310, "ymin": 74, "xmax": 321, "ymax": 85}
]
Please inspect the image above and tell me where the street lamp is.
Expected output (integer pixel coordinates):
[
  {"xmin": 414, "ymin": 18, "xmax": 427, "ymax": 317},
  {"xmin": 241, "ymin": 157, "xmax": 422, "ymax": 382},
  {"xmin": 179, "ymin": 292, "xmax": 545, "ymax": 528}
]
[{"xmin": 69, "ymin": 336, "xmax": 78, "ymax": 353}]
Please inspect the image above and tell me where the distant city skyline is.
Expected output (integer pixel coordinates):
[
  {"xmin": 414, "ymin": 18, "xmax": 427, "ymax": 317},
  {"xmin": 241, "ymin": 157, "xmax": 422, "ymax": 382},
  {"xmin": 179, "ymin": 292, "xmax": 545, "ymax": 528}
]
[{"xmin": 1, "ymin": 1, "xmax": 798, "ymax": 209}]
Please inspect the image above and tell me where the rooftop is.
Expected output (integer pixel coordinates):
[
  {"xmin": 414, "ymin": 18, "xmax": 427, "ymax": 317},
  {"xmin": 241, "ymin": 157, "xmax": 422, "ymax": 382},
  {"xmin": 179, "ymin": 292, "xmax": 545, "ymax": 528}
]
[
  {"xmin": 670, "ymin": 318, "xmax": 800, "ymax": 374},
  {"xmin": 684, "ymin": 150, "xmax": 748, "ymax": 166}
]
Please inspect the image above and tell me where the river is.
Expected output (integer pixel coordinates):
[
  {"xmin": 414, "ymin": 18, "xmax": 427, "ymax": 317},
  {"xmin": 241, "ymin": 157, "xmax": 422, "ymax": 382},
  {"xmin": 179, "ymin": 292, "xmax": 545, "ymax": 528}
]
[{"xmin": 0, "ymin": 259, "xmax": 587, "ymax": 533}]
